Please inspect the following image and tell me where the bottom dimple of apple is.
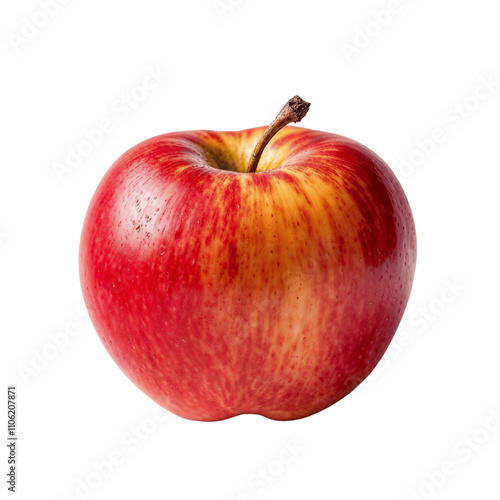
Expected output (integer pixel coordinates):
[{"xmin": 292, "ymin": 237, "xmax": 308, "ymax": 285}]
[{"xmin": 80, "ymin": 120, "xmax": 416, "ymax": 421}]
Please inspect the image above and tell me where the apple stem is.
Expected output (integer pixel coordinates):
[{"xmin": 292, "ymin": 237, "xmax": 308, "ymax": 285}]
[{"xmin": 246, "ymin": 95, "xmax": 311, "ymax": 173}]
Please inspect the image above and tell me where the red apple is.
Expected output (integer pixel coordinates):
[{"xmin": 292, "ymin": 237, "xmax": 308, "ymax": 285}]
[{"xmin": 80, "ymin": 96, "xmax": 416, "ymax": 421}]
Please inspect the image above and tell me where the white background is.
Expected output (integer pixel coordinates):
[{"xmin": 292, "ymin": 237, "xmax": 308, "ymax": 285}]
[{"xmin": 1, "ymin": 0, "xmax": 500, "ymax": 499}]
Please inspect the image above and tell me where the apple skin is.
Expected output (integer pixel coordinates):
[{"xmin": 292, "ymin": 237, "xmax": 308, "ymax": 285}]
[{"xmin": 79, "ymin": 126, "xmax": 416, "ymax": 421}]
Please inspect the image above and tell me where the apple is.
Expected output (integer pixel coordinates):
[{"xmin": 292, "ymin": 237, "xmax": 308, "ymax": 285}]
[{"xmin": 80, "ymin": 96, "xmax": 416, "ymax": 421}]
